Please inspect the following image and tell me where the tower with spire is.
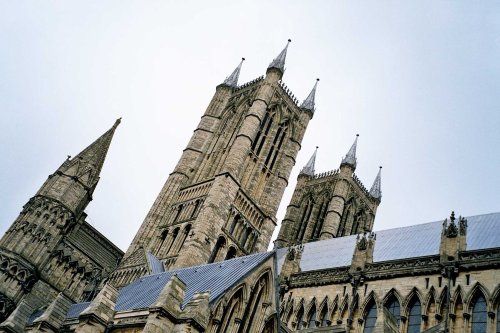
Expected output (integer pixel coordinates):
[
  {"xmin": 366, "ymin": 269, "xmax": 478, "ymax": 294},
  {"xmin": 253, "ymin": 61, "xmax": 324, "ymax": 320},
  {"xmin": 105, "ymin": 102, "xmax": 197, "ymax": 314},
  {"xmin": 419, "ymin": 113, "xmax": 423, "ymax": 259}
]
[
  {"xmin": 275, "ymin": 135, "xmax": 382, "ymax": 248},
  {"xmin": 111, "ymin": 40, "xmax": 316, "ymax": 287},
  {"xmin": 0, "ymin": 121, "xmax": 123, "ymax": 329}
]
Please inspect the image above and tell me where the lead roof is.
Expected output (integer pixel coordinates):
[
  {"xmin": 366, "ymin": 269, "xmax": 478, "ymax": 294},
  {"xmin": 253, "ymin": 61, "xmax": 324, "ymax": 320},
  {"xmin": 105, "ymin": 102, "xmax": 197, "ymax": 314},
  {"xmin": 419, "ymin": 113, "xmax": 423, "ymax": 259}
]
[{"xmin": 66, "ymin": 212, "xmax": 500, "ymax": 320}]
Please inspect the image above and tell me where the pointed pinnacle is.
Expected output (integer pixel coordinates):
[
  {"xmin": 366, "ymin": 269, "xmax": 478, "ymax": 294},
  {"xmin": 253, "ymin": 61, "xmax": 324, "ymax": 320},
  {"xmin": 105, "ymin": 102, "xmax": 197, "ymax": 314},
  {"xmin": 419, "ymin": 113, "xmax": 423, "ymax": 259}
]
[
  {"xmin": 268, "ymin": 39, "xmax": 291, "ymax": 72},
  {"xmin": 341, "ymin": 134, "xmax": 359, "ymax": 169},
  {"xmin": 369, "ymin": 166, "xmax": 382, "ymax": 200},
  {"xmin": 64, "ymin": 120, "xmax": 120, "ymax": 186},
  {"xmin": 300, "ymin": 146, "xmax": 318, "ymax": 176},
  {"xmin": 301, "ymin": 78, "xmax": 319, "ymax": 112},
  {"xmin": 223, "ymin": 58, "xmax": 245, "ymax": 87}
]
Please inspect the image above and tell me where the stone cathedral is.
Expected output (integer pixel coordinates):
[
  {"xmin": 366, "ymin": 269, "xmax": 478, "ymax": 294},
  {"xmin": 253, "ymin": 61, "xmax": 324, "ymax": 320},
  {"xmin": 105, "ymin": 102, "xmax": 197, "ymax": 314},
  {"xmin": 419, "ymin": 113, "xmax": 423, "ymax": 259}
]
[{"xmin": 1, "ymin": 42, "xmax": 499, "ymax": 333}]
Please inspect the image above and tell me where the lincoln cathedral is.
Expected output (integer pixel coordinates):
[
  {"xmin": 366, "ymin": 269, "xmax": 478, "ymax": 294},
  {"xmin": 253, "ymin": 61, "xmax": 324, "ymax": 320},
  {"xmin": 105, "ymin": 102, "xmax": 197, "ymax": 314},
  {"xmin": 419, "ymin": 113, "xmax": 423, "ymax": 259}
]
[{"xmin": 1, "ymin": 41, "xmax": 499, "ymax": 333}]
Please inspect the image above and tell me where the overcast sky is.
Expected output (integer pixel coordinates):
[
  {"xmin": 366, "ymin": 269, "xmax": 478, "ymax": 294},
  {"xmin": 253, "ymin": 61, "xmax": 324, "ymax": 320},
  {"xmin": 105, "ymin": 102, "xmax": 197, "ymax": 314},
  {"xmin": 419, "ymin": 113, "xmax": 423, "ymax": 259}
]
[{"xmin": 1, "ymin": 1, "xmax": 499, "ymax": 251}]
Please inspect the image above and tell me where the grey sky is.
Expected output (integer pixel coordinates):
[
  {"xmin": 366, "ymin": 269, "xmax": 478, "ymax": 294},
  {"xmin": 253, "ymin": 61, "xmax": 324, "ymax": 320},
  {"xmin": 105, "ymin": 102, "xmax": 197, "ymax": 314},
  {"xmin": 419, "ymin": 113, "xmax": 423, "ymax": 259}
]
[{"xmin": 1, "ymin": 1, "xmax": 499, "ymax": 251}]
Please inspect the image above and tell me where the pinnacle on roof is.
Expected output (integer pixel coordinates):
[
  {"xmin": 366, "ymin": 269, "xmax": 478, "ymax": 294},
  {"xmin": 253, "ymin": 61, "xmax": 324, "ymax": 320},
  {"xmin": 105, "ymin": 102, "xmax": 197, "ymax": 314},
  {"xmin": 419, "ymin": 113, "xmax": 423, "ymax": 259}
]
[
  {"xmin": 222, "ymin": 58, "xmax": 245, "ymax": 87},
  {"xmin": 340, "ymin": 134, "xmax": 359, "ymax": 169},
  {"xmin": 268, "ymin": 39, "xmax": 291, "ymax": 72},
  {"xmin": 300, "ymin": 78, "xmax": 319, "ymax": 112},
  {"xmin": 369, "ymin": 166, "xmax": 382, "ymax": 200},
  {"xmin": 300, "ymin": 146, "xmax": 318, "ymax": 176},
  {"xmin": 61, "ymin": 118, "xmax": 121, "ymax": 187}
]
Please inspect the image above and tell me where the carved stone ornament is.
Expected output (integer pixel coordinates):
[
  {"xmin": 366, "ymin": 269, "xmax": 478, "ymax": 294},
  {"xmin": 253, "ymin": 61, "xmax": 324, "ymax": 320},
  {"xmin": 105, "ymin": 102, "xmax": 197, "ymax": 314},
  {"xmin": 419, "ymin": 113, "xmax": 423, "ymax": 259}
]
[
  {"xmin": 0, "ymin": 293, "xmax": 15, "ymax": 322},
  {"xmin": 459, "ymin": 216, "xmax": 467, "ymax": 236},
  {"xmin": 357, "ymin": 234, "xmax": 367, "ymax": 251},
  {"xmin": 287, "ymin": 248, "xmax": 296, "ymax": 261}
]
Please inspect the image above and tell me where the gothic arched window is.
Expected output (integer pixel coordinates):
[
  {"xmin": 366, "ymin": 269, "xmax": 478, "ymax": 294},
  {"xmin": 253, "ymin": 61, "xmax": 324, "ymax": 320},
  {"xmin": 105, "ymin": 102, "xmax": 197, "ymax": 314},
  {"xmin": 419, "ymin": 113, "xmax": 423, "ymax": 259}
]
[
  {"xmin": 209, "ymin": 236, "xmax": 226, "ymax": 263},
  {"xmin": 265, "ymin": 121, "xmax": 288, "ymax": 171},
  {"xmin": 225, "ymin": 246, "xmax": 237, "ymax": 260},
  {"xmin": 308, "ymin": 304, "xmax": 317, "ymax": 328},
  {"xmin": 296, "ymin": 307, "xmax": 304, "ymax": 330},
  {"xmin": 319, "ymin": 305, "xmax": 328, "ymax": 327},
  {"xmin": 407, "ymin": 297, "xmax": 422, "ymax": 333},
  {"xmin": 385, "ymin": 295, "xmax": 400, "ymax": 326},
  {"xmin": 252, "ymin": 111, "xmax": 274, "ymax": 157},
  {"xmin": 471, "ymin": 293, "xmax": 487, "ymax": 333},
  {"xmin": 363, "ymin": 301, "xmax": 377, "ymax": 333},
  {"xmin": 296, "ymin": 198, "xmax": 314, "ymax": 241}
]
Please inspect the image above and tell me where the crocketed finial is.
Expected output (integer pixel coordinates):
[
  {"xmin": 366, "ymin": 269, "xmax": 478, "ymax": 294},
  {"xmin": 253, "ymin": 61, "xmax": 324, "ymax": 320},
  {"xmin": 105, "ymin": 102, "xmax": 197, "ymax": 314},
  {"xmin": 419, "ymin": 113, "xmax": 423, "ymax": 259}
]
[
  {"xmin": 222, "ymin": 58, "xmax": 245, "ymax": 87},
  {"xmin": 268, "ymin": 39, "xmax": 291, "ymax": 72},
  {"xmin": 300, "ymin": 78, "xmax": 319, "ymax": 112},
  {"xmin": 340, "ymin": 134, "xmax": 359, "ymax": 169}
]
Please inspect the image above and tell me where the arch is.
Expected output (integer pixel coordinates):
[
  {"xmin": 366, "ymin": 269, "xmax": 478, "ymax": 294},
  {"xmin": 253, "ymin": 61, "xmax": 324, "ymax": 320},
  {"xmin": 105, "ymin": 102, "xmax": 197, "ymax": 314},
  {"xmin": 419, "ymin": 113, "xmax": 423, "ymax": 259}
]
[
  {"xmin": 470, "ymin": 291, "xmax": 487, "ymax": 333},
  {"xmin": 307, "ymin": 299, "xmax": 318, "ymax": 328},
  {"xmin": 225, "ymin": 246, "xmax": 237, "ymax": 260},
  {"xmin": 209, "ymin": 236, "xmax": 227, "ymax": 263},
  {"xmin": 317, "ymin": 296, "xmax": 330, "ymax": 326},
  {"xmin": 383, "ymin": 290, "xmax": 401, "ymax": 327},
  {"xmin": 166, "ymin": 227, "xmax": 180, "ymax": 254},
  {"xmin": 240, "ymin": 226, "xmax": 252, "ymax": 247},
  {"xmin": 407, "ymin": 294, "xmax": 422, "ymax": 333},
  {"xmin": 285, "ymin": 301, "xmax": 294, "ymax": 326},
  {"xmin": 450, "ymin": 285, "xmax": 465, "ymax": 314},
  {"xmin": 402, "ymin": 287, "xmax": 424, "ymax": 312},
  {"xmin": 465, "ymin": 282, "xmax": 491, "ymax": 313},
  {"xmin": 363, "ymin": 298, "xmax": 377, "ymax": 333},
  {"xmin": 229, "ymin": 214, "xmax": 241, "ymax": 234},
  {"xmin": 295, "ymin": 305, "xmax": 305, "ymax": 330},
  {"xmin": 239, "ymin": 271, "xmax": 271, "ymax": 333},
  {"xmin": 296, "ymin": 195, "xmax": 315, "ymax": 242},
  {"xmin": 452, "ymin": 291, "xmax": 465, "ymax": 333},
  {"xmin": 311, "ymin": 196, "xmax": 330, "ymax": 240},
  {"xmin": 219, "ymin": 288, "xmax": 244, "ymax": 333},
  {"xmin": 423, "ymin": 287, "xmax": 438, "ymax": 329},
  {"xmin": 360, "ymin": 291, "xmax": 380, "ymax": 319},
  {"xmin": 337, "ymin": 295, "xmax": 350, "ymax": 324}
]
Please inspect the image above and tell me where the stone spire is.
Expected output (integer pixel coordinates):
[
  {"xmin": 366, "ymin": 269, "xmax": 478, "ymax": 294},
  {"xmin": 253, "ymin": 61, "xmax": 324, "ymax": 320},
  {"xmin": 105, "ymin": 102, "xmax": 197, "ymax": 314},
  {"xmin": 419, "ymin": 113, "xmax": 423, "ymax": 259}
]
[
  {"xmin": 340, "ymin": 134, "xmax": 359, "ymax": 169},
  {"xmin": 222, "ymin": 58, "xmax": 245, "ymax": 87},
  {"xmin": 300, "ymin": 146, "xmax": 318, "ymax": 176},
  {"xmin": 268, "ymin": 39, "xmax": 291, "ymax": 72},
  {"xmin": 369, "ymin": 166, "xmax": 382, "ymax": 200},
  {"xmin": 59, "ymin": 118, "xmax": 121, "ymax": 188},
  {"xmin": 300, "ymin": 79, "xmax": 319, "ymax": 112}
]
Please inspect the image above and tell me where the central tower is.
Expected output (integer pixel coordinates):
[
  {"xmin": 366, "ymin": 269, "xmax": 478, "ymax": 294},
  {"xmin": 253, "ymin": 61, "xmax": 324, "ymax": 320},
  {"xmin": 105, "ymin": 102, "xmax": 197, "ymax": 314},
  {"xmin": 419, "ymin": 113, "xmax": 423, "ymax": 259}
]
[{"xmin": 111, "ymin": 41, "xmax": 318, "ymax": 287}]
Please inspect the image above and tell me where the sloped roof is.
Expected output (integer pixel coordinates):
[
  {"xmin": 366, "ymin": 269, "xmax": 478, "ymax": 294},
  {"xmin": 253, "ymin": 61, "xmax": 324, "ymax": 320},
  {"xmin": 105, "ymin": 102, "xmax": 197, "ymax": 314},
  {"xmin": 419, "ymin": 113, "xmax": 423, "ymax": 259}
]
[
  {"xmin": 66, "ymin": 302, "xmax": 91, "ymax": 320},
  {"xmin": 146, "ymin": 252, "xmax": 165, "ymax": 274},
  {"xmin": 65, "ymin": 252, "xmax": 272, "ymax": 319},
  {"xmin": 116, "ymin": 251, "xmax": 272, "ymax": 311},
  {"xmin": 278, "ymin": 212, "xmax": 500, "ymax": 272}
]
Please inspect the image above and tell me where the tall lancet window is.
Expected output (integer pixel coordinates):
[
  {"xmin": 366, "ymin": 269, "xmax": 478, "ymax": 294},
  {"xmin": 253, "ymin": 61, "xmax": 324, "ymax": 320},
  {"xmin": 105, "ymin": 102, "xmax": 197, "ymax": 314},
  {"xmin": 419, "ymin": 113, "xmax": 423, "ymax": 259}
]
[
  {"xmin": 265, "ymin": 120, "xmax": 288, "ymax": 171},
  {"xmin": 296, "ymin": 307, "xmax": 304, "ymax": 330},
  {"xmin": 363, "ymin": 301, "xmax": 377, "ymax": 333},
  {"xmin": 308, "ymin": 304, "xmax": 317, "ymax": 328},
  {"xmin": 407, "ymin": 297, "xmax": 421, "ymax": 333},
  {"xmin": 251, "ymin": 111, "xmax": 274, "ymax": 157},
  {"xmin": 385, "ymin": 295, "xmax": 400, "ymax": 327},
  {"xmin": 471, "ymin": 293, "xmax": 487, "ymax": 333},
  {"xmin": 296, "ymin": 198, "xmax": 314, "ymax": 242}
]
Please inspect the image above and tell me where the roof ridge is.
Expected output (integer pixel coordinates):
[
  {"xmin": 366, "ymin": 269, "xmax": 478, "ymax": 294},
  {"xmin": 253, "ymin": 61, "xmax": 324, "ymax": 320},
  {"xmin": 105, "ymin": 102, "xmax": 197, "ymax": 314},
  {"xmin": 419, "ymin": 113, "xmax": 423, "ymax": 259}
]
[
  {"xmin": 373, "ymin": 211, "xmax": 500, "ymax": 233},
  {"xmin": 140, "ymin": 251, "xmax": 274, "ymax": 279}
]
